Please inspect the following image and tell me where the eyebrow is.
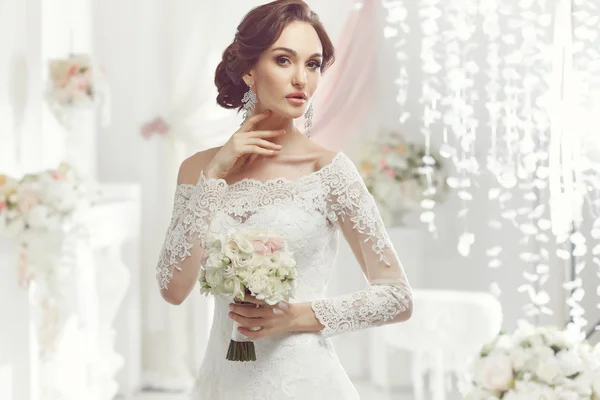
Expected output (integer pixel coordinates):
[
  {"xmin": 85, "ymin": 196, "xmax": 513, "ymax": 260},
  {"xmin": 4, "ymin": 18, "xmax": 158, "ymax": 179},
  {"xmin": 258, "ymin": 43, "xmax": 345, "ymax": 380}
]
[{"xmin": 271, "ymin": 47, "xmax": 323, "ymax": 59}]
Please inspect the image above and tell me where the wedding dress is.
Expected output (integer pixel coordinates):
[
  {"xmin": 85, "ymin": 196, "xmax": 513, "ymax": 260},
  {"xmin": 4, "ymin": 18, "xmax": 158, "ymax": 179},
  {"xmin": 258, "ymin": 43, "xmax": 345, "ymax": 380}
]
[{"xmin": 156, "ymin": 152, "xmax": 413, "ymax": 399}]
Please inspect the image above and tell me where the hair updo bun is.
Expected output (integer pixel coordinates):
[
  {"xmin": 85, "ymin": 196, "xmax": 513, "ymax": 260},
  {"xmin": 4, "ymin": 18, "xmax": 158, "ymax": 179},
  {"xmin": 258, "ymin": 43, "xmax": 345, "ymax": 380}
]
[{"xmin": 214, "ymin": 0, "xmax": 335, "ymax": 111}]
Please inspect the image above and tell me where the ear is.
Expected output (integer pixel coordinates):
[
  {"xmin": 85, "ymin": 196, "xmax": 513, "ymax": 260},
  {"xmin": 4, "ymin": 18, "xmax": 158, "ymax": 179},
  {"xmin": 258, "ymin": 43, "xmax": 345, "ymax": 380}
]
[{"xmin": 242, "ymin": 71, "xmax": 254, "ymax": 87}]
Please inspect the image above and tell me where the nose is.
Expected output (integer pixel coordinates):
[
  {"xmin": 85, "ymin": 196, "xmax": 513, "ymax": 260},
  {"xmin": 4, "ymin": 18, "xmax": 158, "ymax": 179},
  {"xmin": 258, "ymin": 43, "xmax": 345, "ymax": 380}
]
[{"xmin": 291, "ymin": 66, "xmax": 307, "ymax": 89}]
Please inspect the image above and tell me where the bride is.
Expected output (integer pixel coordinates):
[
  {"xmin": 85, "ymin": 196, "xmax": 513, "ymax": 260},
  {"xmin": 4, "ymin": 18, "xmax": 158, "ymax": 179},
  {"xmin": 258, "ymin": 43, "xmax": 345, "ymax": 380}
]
[{"xmin": 156, "ymin": 1, "xmax": 413, "ymax": 398}]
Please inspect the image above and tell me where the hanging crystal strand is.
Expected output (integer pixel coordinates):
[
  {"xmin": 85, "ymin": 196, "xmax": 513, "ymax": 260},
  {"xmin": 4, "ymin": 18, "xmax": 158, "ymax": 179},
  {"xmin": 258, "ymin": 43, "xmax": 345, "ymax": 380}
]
[
  {"xmin": 417, "ymin": 0, "xmax": 443, "ymax": 237},
  {"xmin": 570, "ymin": 0, "xmax": 600, "ymax": 340}
]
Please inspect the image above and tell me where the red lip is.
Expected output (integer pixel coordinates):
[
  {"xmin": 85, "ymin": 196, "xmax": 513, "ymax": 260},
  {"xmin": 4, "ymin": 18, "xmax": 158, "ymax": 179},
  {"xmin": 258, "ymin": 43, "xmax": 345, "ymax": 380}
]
[{"xmin": 286, "ymin": 92, "xmax": 307, "ymax": 100}]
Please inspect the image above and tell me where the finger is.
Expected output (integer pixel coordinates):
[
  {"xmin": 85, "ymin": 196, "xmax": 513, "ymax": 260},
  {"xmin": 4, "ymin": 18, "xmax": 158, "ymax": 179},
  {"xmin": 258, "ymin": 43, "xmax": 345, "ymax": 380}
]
[
  {"xmin": 238, "ymin": 326, "xmax": 270, "ymax": 340},
  {"xmin": 230, "ymin": 304, "xmax": 264, "ymax": 318},
  {"xmin": 229, "ymin": 312, "xmax": 262, "ymax": 328},
  {"xmin": 240, "ymin": 110, "xmax": 271, "ymax": 132},
  {"xmin": 246, "ymin": 129, "xmax": 286, "ymax": 139},
  {"xmin": 243, "ymin": 294, "xmax": 269, "ymax": 306},
  {"xmin": 244, "ymin": 138, "xmax": 282, "ymax": 151},
  {"xmin": 240, "ymin": 145, "xmax": 278, "ymax": 156}
]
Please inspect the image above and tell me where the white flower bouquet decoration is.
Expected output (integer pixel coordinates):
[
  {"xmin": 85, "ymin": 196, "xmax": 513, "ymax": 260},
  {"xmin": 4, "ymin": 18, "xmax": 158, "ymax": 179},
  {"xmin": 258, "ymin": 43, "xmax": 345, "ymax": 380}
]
[
  {"xmin": 461, "ymin": 320, "xmax": 600, "ymax": 399},
  {"xmin": 358, "ymin": 131, "xmax": 447, "ymax": 226},
  {"xmin": 0, "ymin": 162, "xmax": 94, "ymax": 286},
  {"xmin": 46, "ymin": 54, "xmax": 110, "ymax": 129},
  {"xmin": 199, "ymin": 227, "xmax": 297, "ymax": 362}
]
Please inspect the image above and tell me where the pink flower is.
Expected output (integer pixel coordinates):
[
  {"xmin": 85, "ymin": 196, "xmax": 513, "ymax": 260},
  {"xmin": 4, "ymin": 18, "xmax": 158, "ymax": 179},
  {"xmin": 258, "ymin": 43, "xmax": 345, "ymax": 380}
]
[
  {"xmin": 17, "ymin": 188, "xmax": 38, "ymax": 213},
  {"xmin": 384, "ymin": 169, "xmax": 395, "ymax": 179},
  {"xmin": 264, "ymin": 237, "xmax": 284, "ymax": 253},
  {"xmin": 251, "ymin": 240, "xmax": 267, "ymax": 255},
  {"xmin": 0, "ymin": 202, "xmax": 6, "ymax": 211},
  {"xmin": 251, "ymin": 237, "xmax": 284, "ymax": 255},
  {"xmin": 379, "ymin": 159, "xmax": 387, "ymax": 169},
  {"xmin": 51, "ymin": 171, "xmax": 62, "ymax": 180}
]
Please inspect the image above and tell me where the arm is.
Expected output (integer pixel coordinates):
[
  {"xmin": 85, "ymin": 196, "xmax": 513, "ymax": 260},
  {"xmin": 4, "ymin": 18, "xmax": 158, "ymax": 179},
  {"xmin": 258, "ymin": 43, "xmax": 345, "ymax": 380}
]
[
  {"xmin": 309, "ymin": 154, "xmax": 413, "ymax": 337},
  {"xmin": 156, "ymin": 151, "xmax": 227, "ymax": 305}
]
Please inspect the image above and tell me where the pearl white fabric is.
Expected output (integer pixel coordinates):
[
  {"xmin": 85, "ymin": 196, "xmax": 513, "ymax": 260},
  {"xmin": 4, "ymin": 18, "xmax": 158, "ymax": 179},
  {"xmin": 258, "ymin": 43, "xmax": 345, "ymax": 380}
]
[{"xmin": 156, "ymin": 152, "xmax": 413, "ymax": 399}]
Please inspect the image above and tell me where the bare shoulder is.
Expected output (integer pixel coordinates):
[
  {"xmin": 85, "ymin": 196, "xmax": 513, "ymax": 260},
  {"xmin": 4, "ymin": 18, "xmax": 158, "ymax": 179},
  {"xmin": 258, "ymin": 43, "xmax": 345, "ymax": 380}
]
[
  {"xmin": 177, "ymin": 146, "xmax": 221, "ymax": 185},
  {"xmin": 313, "ymin": 146, "xmax": 343, "ymax": 171}
]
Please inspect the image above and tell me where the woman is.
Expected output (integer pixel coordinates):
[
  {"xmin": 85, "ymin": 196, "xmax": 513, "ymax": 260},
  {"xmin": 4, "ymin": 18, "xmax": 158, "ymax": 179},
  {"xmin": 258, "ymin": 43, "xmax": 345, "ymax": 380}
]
[{"xmin": 156, "ymin": 1, "xmax": 413, "ymax": 398}]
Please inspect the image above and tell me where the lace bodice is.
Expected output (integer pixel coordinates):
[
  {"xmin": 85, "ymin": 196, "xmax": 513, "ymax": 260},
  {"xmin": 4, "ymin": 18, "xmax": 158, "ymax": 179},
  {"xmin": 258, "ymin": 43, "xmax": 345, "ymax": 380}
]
[{"xmin": 157, "ymin": 152, "xmax": 413, "ymax": 339}]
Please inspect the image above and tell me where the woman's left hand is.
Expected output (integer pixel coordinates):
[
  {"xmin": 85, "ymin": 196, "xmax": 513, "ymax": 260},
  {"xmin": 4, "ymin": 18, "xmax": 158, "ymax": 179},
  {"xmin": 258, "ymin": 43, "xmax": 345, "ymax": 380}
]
[{"xmin": 228, "ymin": 294, "xmax": 300, "ymax": 339}]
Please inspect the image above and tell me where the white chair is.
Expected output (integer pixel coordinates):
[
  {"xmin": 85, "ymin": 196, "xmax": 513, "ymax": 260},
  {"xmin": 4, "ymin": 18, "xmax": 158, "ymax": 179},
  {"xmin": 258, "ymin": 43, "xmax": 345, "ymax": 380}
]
[{"xmin": 370, "ymin": 289, "xmax": 502, "ymax": 400}]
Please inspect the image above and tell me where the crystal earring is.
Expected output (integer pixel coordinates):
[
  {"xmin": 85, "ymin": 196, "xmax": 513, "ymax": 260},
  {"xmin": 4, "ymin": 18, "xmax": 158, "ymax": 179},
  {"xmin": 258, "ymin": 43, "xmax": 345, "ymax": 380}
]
[
  {"xmin": 241, "ymin": 82, "xmax": 258, "ymax": 125},
  {"xmin": 304, "ymin": 103, "xmax": 313, "ymax": 137}
]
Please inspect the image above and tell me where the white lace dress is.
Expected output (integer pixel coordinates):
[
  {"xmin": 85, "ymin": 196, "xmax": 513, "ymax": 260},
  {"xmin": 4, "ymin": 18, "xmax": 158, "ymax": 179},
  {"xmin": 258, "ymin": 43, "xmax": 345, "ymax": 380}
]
[{"xmin": 156, "ymin": 152, "xmax": 413, "ymax": 399}]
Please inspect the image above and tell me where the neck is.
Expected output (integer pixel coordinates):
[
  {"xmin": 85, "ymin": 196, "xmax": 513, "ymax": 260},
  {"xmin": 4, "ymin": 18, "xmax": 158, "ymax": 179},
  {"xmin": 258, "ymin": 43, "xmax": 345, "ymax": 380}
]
[{"xmin": 252, "ymin": 113, "xmax": 303, "ymax": 146}]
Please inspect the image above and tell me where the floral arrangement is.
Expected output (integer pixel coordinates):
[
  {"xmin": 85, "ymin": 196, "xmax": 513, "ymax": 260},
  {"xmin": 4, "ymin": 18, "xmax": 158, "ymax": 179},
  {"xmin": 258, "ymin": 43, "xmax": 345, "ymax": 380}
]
[
  {"xmin": 461, "ymin": 320, "xmax": 600, "ymax": 399},
  {"xmin": 358, "ymin": 131, "xmax": 447, "ymax": 226},
  {"xmin": 45, "ymin": 54, "xmax": 109, "ymax": 128},
  {"xmin": 0, "ymin": 163, "xmax": 95, "ymax": 286},
  {"xmin": 199, "ymin": 227, "xmax": 297, "ymax": 362}
]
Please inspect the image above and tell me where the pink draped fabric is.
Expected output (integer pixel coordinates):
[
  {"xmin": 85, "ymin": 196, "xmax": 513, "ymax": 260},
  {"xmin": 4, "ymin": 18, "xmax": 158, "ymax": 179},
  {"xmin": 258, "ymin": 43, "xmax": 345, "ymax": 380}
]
[{"xmin": 309, "ymin": 1, "xmax": 377, "ymax": 150}]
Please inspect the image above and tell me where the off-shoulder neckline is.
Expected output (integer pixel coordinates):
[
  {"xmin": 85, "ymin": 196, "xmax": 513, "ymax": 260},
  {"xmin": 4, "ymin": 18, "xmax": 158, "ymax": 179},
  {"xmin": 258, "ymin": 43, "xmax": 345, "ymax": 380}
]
[{"xmin": 178, "ymin": 151, "xmax": 346, "ymax": 189}]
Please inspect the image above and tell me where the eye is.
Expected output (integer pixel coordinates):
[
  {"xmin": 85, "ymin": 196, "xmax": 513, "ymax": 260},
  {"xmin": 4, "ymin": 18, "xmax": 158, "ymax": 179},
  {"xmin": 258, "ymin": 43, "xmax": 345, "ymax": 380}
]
[
  {"xmin": 276, "ymin": 56, "xmax": 291, "ymax": 66},
  {"xmin": 307, "ymin": 60, "xmax": 322, "ymax": 70}
]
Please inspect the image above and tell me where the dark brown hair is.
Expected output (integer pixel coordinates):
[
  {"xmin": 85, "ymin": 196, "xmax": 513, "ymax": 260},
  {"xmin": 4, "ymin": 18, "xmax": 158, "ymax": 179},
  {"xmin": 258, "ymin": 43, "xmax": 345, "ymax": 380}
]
[{"xmin": 214, "ymin": 0, "xmax": 335, "ymax": 110}]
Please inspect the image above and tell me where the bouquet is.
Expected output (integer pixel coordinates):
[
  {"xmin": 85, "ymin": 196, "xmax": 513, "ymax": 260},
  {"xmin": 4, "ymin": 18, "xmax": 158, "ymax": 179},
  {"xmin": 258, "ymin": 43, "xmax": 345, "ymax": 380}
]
[
  {"xmin": 199, "ymin": 227, "xmax": 297, "ymax": 362},
  {"xmin": 358, "ymin": 131, "xmax": 447, "ymax": 226},
  {"xmin": 461, "ymin": 320, "xmax": 600, "ymax": 399},
  {"xmin": 0, "ymin": 162, "xmax": 95, "ymax": 286},
  {"xmin": 46, "ymin": 54, "xmax": 110, "ymax": 128}
]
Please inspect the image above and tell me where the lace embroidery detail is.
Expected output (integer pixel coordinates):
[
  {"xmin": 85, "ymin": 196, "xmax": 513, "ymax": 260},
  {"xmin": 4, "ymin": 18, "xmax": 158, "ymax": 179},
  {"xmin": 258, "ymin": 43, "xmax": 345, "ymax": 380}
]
[
  {"xmin": 156, "ymin": 180, "xmax": 228, "ymax": 289},
  {"xmin": 311, "ymin": 283, "xmax": 412, "ymax": 338},
  {"xmin": 323, "ymin": 156, "xmax": 394, "ymax": 265},
  {"xmin": 157, "ymin": 151, "xmax": 411, "ymax": 397}
]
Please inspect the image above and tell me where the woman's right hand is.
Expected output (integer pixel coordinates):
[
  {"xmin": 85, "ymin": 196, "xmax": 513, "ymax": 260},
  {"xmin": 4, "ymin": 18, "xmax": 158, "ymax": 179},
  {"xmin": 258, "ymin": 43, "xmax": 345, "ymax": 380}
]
[{"xmin": 204, "ymin": 110, "xmax": 285, "ymax": 179}]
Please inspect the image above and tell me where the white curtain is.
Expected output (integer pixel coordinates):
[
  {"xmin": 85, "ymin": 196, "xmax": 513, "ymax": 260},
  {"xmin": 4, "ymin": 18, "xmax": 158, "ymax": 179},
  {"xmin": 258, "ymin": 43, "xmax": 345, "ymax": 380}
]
[{"xmin": 143, "ymin": 0, "xmax": 356, "ymax": 389}]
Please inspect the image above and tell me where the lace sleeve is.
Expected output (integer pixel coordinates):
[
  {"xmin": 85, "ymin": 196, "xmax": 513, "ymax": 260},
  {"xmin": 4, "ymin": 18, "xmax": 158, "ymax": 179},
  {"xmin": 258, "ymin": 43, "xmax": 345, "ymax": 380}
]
[
  {"xmin": 156, "ymin": 174, "xmax": 227, "ymax": 291},
  {"xmin": 311, "ymin": 154, "xmax": 413, "ymax": 338}
]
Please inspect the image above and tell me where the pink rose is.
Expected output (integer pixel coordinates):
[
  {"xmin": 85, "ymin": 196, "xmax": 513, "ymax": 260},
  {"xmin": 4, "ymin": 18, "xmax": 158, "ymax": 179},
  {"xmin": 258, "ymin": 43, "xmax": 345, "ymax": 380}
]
[
  {"xmin": 264, "ymin": 237, "xmax": 284, "ymax": 253},
  {"xmin": 17, "ymin": 188, "xmax": 38, "ymax": 213},
  {"xmin": 251, "ymin": 237, "xmax": 284, "ymax": 255}
]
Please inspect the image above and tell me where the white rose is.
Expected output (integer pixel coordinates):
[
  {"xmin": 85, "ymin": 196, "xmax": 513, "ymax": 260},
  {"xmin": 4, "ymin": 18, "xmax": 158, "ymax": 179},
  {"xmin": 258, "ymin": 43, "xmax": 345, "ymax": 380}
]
[
  {"xmin": 205, "ymin": 267, "xmax": 224, "ymax": 289},
  {"xmin": 535, "ymin": 357, "xmax": 561, "ymax": 384},
  {"xmin": 474, "ymin": 352, "xmax": 513, "ymax": 392},
  {"xmin": 246, "ymin": 274, "xmax": 270, "ymax": 296},
  {"xmin": 556, "ymin": 349, "xmax": 584, "ymax": 377},
  {"xmin": 234, "ymin": 252, "xmax": 265, "ymax": 269},
  {"xmin": 278, "ymin": 252, "xmax": 296, "ymax": 269},
  {"xmin": 205, "ymin": 252, "xmax": 226, "ymax": 269},
  {"xmin": 261, "ymin": 278, "xmax": 284, "ymax": 305},
  {"xmin": 222, "ymin": 277, "xmax": 244, "ymax": 300},
  {"xmin": 223, "ymin": 239, "xmax": 243, "ymax": 260},
  {"xmin": 231, "ymin": 233, "xmax": 255, "ymax": 254},
  {"xmin": 508, "ymin": 347, "xmax": 530, "ymax": 371}
]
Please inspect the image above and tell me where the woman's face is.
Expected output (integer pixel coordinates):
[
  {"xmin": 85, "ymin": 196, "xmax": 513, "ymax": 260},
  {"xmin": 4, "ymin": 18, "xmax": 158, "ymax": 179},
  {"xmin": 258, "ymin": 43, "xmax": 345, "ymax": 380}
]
[{"xmin": 244, "ymin": 21, "xmax": 324, "ymax": 120}]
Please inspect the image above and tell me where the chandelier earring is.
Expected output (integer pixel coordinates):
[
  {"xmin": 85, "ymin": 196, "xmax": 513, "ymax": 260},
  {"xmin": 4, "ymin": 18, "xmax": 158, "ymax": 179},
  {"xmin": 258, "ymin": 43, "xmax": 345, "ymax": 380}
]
[
  {"xmin": 304, "ymin": 102, "xmax": 314, "ymax": 137},
  {"xmin": 241, "ymin": 82, "xmax": 258, "ymax": 125}
]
